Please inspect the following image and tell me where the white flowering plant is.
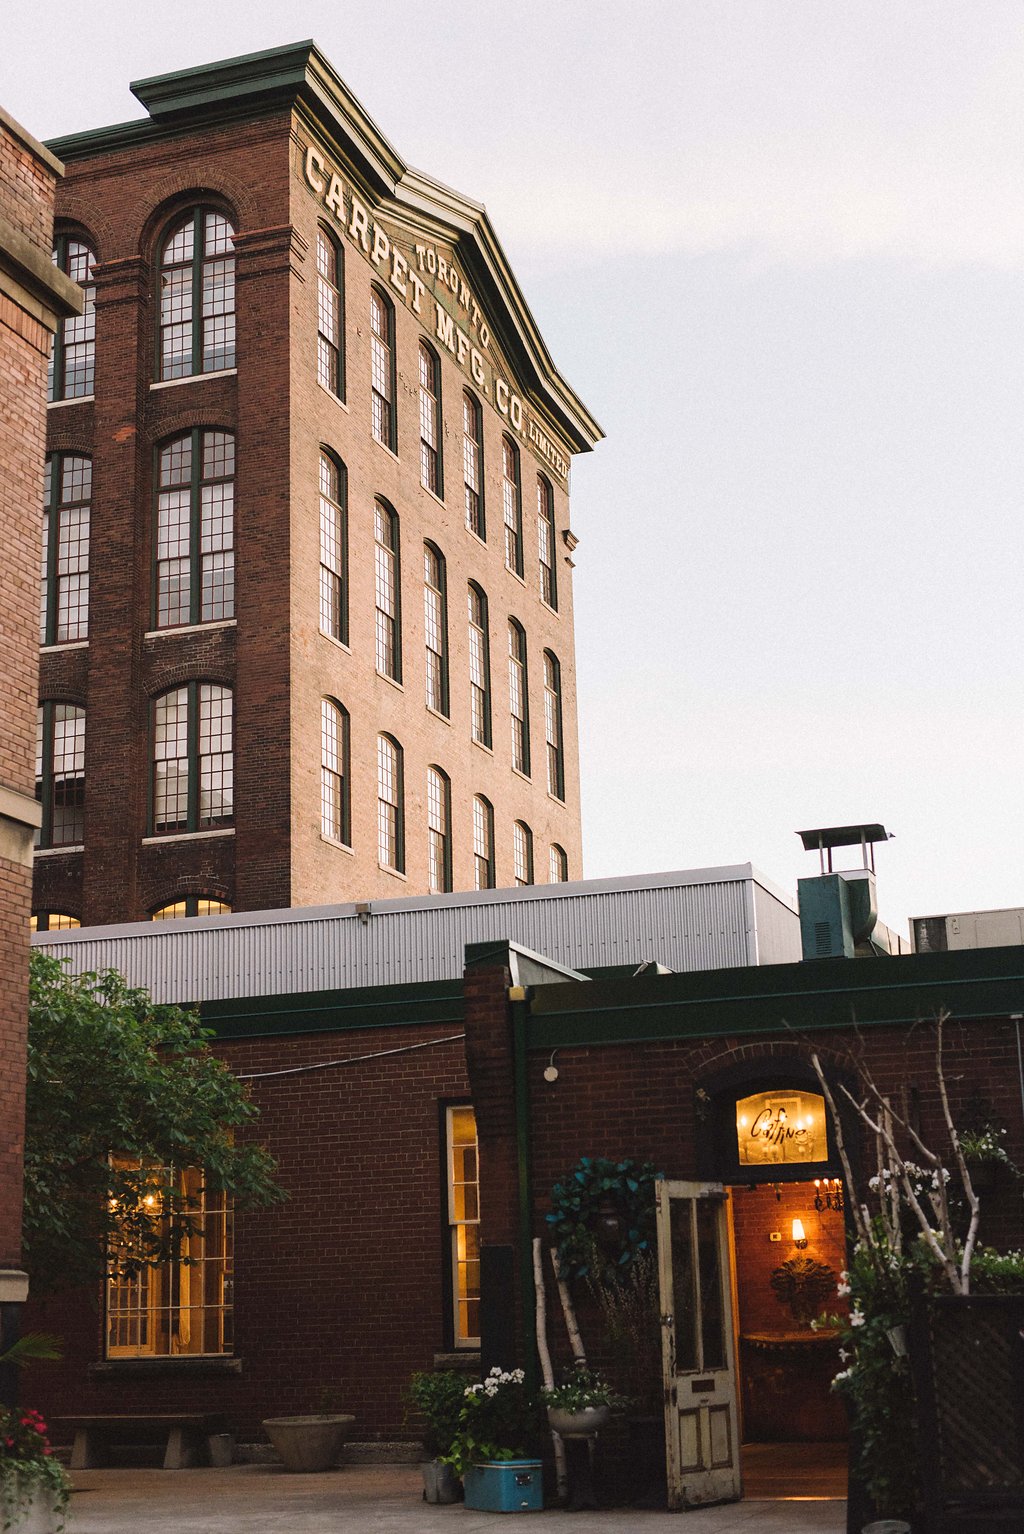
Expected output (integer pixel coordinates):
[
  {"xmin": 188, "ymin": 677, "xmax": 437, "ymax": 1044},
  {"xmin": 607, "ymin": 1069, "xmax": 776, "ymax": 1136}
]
[{"xmin": 441, "ymin": 1367, "xmax": 541, "ymax": 1479}]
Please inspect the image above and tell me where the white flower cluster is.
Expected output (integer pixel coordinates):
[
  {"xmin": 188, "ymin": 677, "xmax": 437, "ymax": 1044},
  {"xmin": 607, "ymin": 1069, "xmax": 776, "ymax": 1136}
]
[
  {"xmin": 832, "ymin": 1367, "xmax": 854, "ymax": 1387},
  {"xmin": 868, "ymin": 1162, "xmax": 950, "ymax": 1193},
  {"xmin": 466, "ymin": 1367, "xmax": 525, "ymax": 1399},
  {"xmin": 849, "ymin": 1309, "xmax": 865, "ymax": 1328},
  {"xmin": 836, "ymin": 1270, "xmax": 851, "ymax": 1298}
]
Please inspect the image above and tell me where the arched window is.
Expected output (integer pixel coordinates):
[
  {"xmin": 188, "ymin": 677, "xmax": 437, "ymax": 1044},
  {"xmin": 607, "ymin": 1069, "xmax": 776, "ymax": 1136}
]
[
  {"xmin": 41, "ymin": 454, "xmax": 90, "ymax": 644},
  {"xmin": 513, "ymin": 821, "xmax": 534, "ymax": 887},
  {"xmin": 423, "ymin": 543, "xmax": 449, "ymax": 715},
  {"xmin": 419, "ymin": 342, "xmax": 443, "ymax": 495},
  {"xmin": 158, "ymin": 208, "xmax": 236, "ymax": 380},
  {"xmin": 549, "ymin": 844, "xmax": 568, "ymax": 883},
  {"xmin": 543, "ymin": 650, "xmax": 564, "ymax": 800},
  {"xmin": 463, "ymin": 390, "xmax": 484, "ymax": 538},
  {"xmin": 467, "ymin": 583, "xmax": 491, "ymax": 748},
  {"xmin": 49, "ymin": 235, "xmax": 96, "ymax": 400},
  {"xmin": 374, "ymin": 499, "xmax": 401, "ymax": 681},
  {"xmin": 321, "ymin": 698, "xmax": 350, "ymax": 844},
  {"xmin": 155, "ymin": 430, "xmax": 234, "ymax": 628},
  {"xmin": 537, "ymin": 475, "xmax": 557, "ymax": 609},
  {"xmin": 35, "ymin": 702, "xmax": 85, "ymax": 848},
  {"xmin": 152, "ymin": 683, "xmax": 233, "ymax": 833},
  {"xmin": 473, "ymin": 796, "xmax": 495, "ymax": 890},
  {"xmin": 377, "ymin": 734, "xmax": 404, "ymax": 871},
  {"xmin": 370, "ymin": 286, "xmax": 396, "ymax": 450},
  {"xmin": 30, "ymin": 912, "xmax": 81, "ymax": 931},
  {"xmin": 316, "ymin": 227, "xmax": 344, "ymax": 397},
  {"xmin": 319, "ymin": 452, "xmax": 347, "ymax": 643},
  {"xmin": 427, "ymin": 765, "xmax": 452, "ymax": 894},
  {"xmin": 502, "ymin": 436, "xmax": 523, "ymax": 575},
  {"xmin": 508, "ymin": 619, "xmax": 530, "ymax": 776},
  {"xmin": 152, "ymin": 898, "xmax": 231, "ymax": 921}
]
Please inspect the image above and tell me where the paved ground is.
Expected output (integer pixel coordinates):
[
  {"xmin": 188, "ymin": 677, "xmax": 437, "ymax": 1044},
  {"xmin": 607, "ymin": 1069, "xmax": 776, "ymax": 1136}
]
[{"xmin": 67, "ymin": 1464, "xmax": 847, "ymax": 1532}]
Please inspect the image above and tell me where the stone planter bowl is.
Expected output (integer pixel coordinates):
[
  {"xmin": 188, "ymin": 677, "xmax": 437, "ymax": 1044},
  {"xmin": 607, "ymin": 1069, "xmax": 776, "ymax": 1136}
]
[
  {"xmin": 547, "ymin": 1404, "xmax": 611, "ymax": 1438},
  {"xmin": 262, "ymin": 1414, "xmax": 355, "ymax": 1472}
]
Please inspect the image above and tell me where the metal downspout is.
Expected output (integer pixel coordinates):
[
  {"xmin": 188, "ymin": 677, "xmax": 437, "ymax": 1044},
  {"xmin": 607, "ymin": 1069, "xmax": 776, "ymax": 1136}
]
[{"xmin": 509, "ymin": 984, "xmax": 538, "ymax": 1393}]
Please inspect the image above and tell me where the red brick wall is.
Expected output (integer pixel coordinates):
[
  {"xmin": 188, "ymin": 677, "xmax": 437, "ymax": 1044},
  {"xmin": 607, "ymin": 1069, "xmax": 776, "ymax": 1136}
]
[{"xmin": 0, "ymin": 113, "xmax": 59, "ymax": 1272}]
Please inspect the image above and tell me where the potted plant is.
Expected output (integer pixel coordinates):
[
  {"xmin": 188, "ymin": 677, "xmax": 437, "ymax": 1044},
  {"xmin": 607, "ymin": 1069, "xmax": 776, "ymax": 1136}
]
[
  {"xmin": 0, "ymin": 1405, "xmax": 70, "ymax": 1534},
  {"xmin": 541, "ymin": 1368, "xmax": 623, "ymax": 1438},
  {"xmin": 958, "ymin": 1125, "xmax": 1016, "ymax": 1194},
  {"xmin": 405, "ymin": 1370, "xmax": 466, "ymax": 1504},
  {"xmin": 262, "ymin": 1387, "xmax": 355, "ymax": 1473},
  {"xmin": 443, "ymin": 1368, "xmax": 543, "ymax": 1512}
]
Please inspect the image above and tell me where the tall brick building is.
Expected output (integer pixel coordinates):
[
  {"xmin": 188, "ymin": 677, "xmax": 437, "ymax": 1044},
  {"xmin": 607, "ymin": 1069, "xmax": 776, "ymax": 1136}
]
[
  {"xmin": 35, "ymin": 41, "xmax": 601, "ymax": 929},
  {"xmin": 0, "ymin": 105, "xmax": 80, "ymax": 1360}
]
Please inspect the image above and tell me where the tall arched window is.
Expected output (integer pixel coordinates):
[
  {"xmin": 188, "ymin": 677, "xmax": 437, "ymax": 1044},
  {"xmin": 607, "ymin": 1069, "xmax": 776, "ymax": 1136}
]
[
  {"xmin": 319, "ymin": 452, "xmax": 347, "ymax": 643},
  {"xmin": 427, "ymin": 765, "xmax": 452, "ymax": 894},
  {"xmin": 508, "ymin": 619, "xmax": 530, "ymax": 776},
  {"xmin": 370, "ymin": 286, "xmax": 396, "ymax": 450},
  {"xmin": 35, "ymin": 702, "xmax": 85, "ymax": 848},
  {"xmin": 543, "ymin": 650, "xmax": 564, "ymax": 800},
  {"xmin": 152, "ymin": 683, "xmax": 233, "ymax": 833},
  {"xmin": 374, "ymin": 500, "xmax": 401, "ymax": 681},
  {"xmin": 158, "ymin": 208, "xmax": 236, "ymax": 380},
  {"xmin": 419, "ymin": 342, "xmax": 443, "ymax": 495},
  {"xmin": 316, "ymin": 227, "xmax": 344, "ymax": 397},
  {"xmin": 30, "ymin": 912, "xmax": 81, "ymax": 931},
  {"xmin": 424, "ymin": 543, "xmax": 449, "ymax": 715},
  {"xmin": 49, "ymin": 236, "xmax": 96, "ymax": 400},
  {"xmin": 513, "ymin": 820, "xmax": 534, "ymax": 886},
  {"xmin": 549, "ymin": 844, "xmax": 569, "ymax": 883},
  {"xmin": 463, "ymin": 390, "xmax": 484, "ymax": 538},
  {"xmin": 473, "ymin": 796, "xmax": 494, "ymax": 890},
  {"xmin": 377, "ymin": 734, "xmax": 404, "ymax": 871},
  {"xmin": 467, "ymin": 583, "xmax": 491, "ymax": 748},
  {"xmin": 40, "ymin": 454, "xmax": 90, "ymax": 644},
  {"xmin": 155, "ymin": 430, "xmax": 234, "ymax": 628},
  {"xmin": 537, "ymin": 475, "xmax": 557, "ymax": 609},
  {"xmin": 502, "ymin": 436, "xmax": 523, "ymax": 576},
  {"xmin": 321, "ymin": 698, "xmax": 350, "ymax": 844}
]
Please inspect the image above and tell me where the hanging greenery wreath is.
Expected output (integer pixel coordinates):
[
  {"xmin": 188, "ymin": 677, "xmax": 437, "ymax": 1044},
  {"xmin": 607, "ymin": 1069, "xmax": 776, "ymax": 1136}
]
[{"xmin": 545, "ymin": 1155, "xmax": 663, "ymax": 1286}]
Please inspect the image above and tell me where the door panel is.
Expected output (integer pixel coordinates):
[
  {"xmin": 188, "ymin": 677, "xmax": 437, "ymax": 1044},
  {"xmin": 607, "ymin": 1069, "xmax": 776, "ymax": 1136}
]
[{"xmin": 657, "ymin": 1180, "xmax": 741, "ymax": 1509}]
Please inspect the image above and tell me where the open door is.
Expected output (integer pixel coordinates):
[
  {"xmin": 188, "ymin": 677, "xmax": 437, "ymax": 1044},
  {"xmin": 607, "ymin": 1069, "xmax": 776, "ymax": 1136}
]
[{"xmin": 656, "ymin": 1179, "xmax": 741, "ymax": 1509}]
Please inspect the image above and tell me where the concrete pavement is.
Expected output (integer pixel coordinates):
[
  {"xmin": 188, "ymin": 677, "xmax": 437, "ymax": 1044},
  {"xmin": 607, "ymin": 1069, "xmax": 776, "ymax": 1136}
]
[{"xmin": 67, "ymin": 1464, "xmax": 847, "ymax": 1532}]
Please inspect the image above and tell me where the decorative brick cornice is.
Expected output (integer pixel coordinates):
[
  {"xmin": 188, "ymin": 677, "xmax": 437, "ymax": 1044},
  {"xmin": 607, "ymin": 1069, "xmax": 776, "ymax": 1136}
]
[{"xmin": 233, "ymin": 224, "xmax": 307, "ymax": 282}]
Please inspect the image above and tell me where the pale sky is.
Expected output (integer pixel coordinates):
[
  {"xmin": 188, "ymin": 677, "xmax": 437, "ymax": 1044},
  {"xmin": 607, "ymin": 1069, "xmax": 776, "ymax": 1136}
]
[{"xmin": 5, "ymin": 1, "xmax": 1024, "ymax": 936}]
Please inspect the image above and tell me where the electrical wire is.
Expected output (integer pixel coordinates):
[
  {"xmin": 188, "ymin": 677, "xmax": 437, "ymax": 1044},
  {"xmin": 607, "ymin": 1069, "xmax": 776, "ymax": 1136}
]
[{"xmin": 236, "ymin": 1031, "xmax": 466, "ymax": 1081}]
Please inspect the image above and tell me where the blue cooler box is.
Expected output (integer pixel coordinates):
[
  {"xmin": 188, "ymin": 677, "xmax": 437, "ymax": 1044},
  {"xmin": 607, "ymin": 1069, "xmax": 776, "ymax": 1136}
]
[{"xmin": 463, "ymin": 1459, "xmax": 543, "ymax": 1512}]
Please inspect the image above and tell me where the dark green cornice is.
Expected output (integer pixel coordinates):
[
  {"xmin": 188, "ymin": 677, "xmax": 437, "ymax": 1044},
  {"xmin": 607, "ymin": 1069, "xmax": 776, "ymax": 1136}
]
[{"xmin": 201, "ymin": 976, "xmax": 465, "ymax": 1041}]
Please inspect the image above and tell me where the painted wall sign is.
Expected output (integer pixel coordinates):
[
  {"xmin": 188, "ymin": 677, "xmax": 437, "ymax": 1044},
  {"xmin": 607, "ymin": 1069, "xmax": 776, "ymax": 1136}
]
[
  {"xmin": 735, "ymin": 1090, "xmax": 827, "ymax": 1166},
  {"xmin": 302, "ymin": 143, "xmax": 570, "ymax": 481}
]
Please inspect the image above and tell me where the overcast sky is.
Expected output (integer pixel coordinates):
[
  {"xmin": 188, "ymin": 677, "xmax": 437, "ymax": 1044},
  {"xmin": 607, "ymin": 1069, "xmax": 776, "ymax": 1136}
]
[{"xmin": 6, "ymin": 2, "xmax": 1024, "ymax": 935}]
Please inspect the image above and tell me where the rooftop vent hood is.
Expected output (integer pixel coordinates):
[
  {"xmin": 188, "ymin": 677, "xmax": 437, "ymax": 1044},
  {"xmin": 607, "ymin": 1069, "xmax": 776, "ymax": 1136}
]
[{"xmin": 796, "ymin": 823, "xmax": 893, "ymax": 960}]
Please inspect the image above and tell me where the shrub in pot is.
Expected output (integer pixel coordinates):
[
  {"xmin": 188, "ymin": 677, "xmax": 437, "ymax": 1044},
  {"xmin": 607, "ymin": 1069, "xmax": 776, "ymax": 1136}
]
[
  {"xmin": 541, "ymin": 1368, "xmax": 624, "ymax": 1438},
  {"xmin": 405, "ymin": 1370, "xmax": 466, "ymax": 1504}
]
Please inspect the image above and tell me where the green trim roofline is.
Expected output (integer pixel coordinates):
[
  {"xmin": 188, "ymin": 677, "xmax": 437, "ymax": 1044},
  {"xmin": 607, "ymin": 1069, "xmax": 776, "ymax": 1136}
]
[
  {"xmin": 47, "ymin": 40, "xmax": 602, "ymax": 456},
  {"xmin": 201, "ymin": 976, "xmax": 464, "ymax": 1041},
  {"xmin": 526, "ymin": 944, "xmax": 1024, "ymax": 1050}
]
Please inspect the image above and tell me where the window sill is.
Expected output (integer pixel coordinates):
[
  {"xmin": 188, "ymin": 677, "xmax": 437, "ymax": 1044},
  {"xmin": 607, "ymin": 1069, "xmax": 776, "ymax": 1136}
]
[
  {"xmin": 547, "ymin": 791, "xmax": 566, "ymax": 807},
  {"xmin": 512, "ymin": 767, "xmax": 532, "ymax": 784},
  {"xmin": 89, "ymin": 1356, "xmax": 242, "ymax": 1380},
  {"xmin": 422, "ymin": 484, "xmax": 446, "ymax": 510},
  {"xmin": 319, "ymin": 630, "xmax": 351, "ymax": 656},
  {"xmin": 40, "ymin": 640, "xmax": 88, "ymax": 653},
  {"xmin": 320, "ymin": 833, "xmax": 353, "ymax": 855},
  {"xmin": 471, "ymin": 737, "xmax": 493, "ymax": 756},
  {"xmin": 143, "ymin": 619, "xmax": 237, "ymax": 640},
  {"xmin": 33, "ymin": 844, "xmax": 84, "ymax": 857},
  {"xmin": 376, "ymin": 670, "xmax": 404, "ymax": 693},
  {"xmin": 372, "ymin": 436, "xmax": 400, "ymax": 464},
  {"xmin": 47, "ymin": 395, "xmax": 94, "ymax": 409},
  {"xmin": 142, "ymin": 828, "xmax": 235, "ymax": 845},
  {"xmin": 318, "ymin": 381, "xmax": 349, "ymax": 412},
  {"xmin": 425, "ymin": 705, "xmax": 451, "ymax": 726},
  {"xmin": 465, "ymin": 525, "xmax": 487, "ymax": 547},
  {"xmin": 150, "ymin": 369, "xmax": 237, "ymax": 391},
  {"xmin": 433, "ymin": 1350, "xmax": 480, "ymax": 1372},
  {"xmin": 505, "ymin": 566, "xmax": 527, "ymax": 587},
  {"xmin": 540, "ymin": 598, "xmax": 560, "ymax": 617},
  {"xmin": 378, "ymin": 863, "xmax": 407, "ymax": 881}
]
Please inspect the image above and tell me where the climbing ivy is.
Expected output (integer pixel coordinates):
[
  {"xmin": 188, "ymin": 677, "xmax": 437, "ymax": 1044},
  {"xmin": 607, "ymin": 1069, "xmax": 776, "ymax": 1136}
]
[{"xmin": 545, "ymin": 1156, "xmax": 663, "ymax": 1286}]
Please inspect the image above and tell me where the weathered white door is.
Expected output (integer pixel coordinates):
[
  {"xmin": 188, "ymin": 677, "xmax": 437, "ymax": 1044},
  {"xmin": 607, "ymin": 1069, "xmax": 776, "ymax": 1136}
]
[{"xmin": 656, "ymin": 1179, "xmax": 741, "ymax": 1509}]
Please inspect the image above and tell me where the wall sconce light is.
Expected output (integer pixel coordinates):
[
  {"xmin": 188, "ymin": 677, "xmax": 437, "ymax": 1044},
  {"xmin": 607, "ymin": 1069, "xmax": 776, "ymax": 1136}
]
[{"xmin": 792, "ymin": 1218, "xmax": 808, "ymax": 1250}]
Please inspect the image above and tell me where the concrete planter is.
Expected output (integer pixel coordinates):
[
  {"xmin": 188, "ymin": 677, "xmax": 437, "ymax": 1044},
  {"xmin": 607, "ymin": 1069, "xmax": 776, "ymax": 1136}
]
[
  {"xmin": 546, "ymin": 1405, "xmax": 611, "ymax": 1438},
  {"xmin": 261, "ymin": 1414, "xmax": 355, "ymax": 1472},
  {"xmin": 0, "ymin": 1474, "xmax": 63, "ymax": 1533}
]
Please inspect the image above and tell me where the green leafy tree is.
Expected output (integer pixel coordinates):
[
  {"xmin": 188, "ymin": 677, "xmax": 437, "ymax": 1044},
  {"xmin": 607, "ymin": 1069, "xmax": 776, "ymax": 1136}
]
[{"xmin": 24, "ymin": 952, "xmax": 282, "ymax": 1291}]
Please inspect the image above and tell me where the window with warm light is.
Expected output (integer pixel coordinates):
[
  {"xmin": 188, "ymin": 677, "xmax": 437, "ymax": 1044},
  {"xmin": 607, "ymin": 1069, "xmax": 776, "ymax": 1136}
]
[
  {"xmin": 446, "ymin": 1106, "xmax": 480, "ymax": 1346},
  {"xmin": 735, "ymin": 1089, "xmax": 827, "ymax": 1167},
  {"xmin": 30, "ymin": 912, "xmax": 81, "ymax": 931},
  {"xmin": 106, "ymin": 1161, "xmax": 233, "ymax": 1358},
  {"xmin": 151, "ymin": 898, "xmax": 231, "ymax": 921}
]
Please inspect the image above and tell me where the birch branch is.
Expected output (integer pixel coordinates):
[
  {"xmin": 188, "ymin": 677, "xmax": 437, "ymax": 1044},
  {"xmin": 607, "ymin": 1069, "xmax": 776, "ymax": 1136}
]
[{"xmin": 533, "ymin": 1238, "xmax": 568, "ymax": 1503}]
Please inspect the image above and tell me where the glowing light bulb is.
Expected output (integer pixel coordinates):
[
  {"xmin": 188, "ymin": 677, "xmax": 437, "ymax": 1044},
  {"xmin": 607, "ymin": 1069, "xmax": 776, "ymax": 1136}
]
[{"xmin": 792, "ymin": 1218, "xmax": 807, "ymax": 1248}]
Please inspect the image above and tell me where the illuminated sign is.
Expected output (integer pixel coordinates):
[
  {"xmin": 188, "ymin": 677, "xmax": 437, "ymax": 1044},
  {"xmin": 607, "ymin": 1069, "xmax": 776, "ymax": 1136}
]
[{"xmin": 735, "ymin": 1089, "xmax": 827, "ymax": 1166}]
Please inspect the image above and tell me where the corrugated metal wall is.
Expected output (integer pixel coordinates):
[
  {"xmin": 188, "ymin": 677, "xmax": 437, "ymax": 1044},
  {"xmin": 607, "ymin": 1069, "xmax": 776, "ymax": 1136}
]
[{"xmin": 33, "ymin": 867, "xmax": 798, "ymax": 1004}]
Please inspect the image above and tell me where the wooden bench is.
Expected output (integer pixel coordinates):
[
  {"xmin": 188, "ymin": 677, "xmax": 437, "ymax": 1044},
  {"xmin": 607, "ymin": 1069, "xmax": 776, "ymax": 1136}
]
[{"xmin": 56, "ymin": 1413, "xmax": 228, "ymax": 1470}]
